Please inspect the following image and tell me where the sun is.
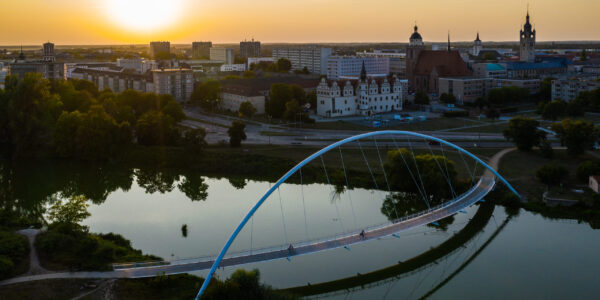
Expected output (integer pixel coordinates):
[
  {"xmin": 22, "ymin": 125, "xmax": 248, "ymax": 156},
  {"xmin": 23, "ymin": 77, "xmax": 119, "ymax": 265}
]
[{"xmin": 105, "ymin": 0, "xmax": 183, "ymax": 31}]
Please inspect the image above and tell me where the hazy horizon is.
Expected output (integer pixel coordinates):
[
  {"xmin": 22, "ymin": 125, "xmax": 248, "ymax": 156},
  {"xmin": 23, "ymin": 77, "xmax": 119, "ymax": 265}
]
[{"xmin": 1, "ymin": 0, "xmax": 599, "ymax": 45}]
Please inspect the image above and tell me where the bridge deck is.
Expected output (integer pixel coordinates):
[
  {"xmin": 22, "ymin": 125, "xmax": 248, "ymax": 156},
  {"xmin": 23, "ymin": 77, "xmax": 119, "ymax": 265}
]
[{"xmin": 0, "ymin": 177, "xmax": 495, "ymax": 285}]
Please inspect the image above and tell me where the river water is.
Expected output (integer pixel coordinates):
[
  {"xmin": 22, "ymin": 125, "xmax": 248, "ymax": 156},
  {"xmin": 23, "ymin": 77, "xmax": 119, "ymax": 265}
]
[{"xmin": 2, "ymin": 162, "xmax": 599, "ymax": 299}]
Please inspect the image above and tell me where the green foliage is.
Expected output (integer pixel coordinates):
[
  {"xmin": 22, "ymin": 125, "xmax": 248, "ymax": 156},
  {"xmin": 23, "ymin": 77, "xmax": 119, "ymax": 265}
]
[
  {"xmin": 238, "ymin": 101, "xmax": 257, "ymax": 118},
  {"xmin": 181, "ymin": 128, "xmax": 207, "ymax": 151},
  {"xmin": 1, "ymin": 76, "xmax": 186, "ymax": 160},
  {"xmin": 242, "ymin": 70, "xmax": 255, "ymax": 78},
  {"xmin": 228, "ymin": 121, "xmax": 247, "ymax": 147},
  {"xmin": 576, "ymin": 161, "xmax": 600, "ymax": 182},
  {"xmin": 267, "ymin": 83, "xmax": 293, "ymax": 118},
  {"xmin": 0, "ymin": 231, "xmax": 29, "ymax": 279},
  {"xmin": 386, "ymin": 148, "xmax": 457, "ymax": 201},
  {"xmin": 414, "ymin": 91, "xmax": 430, "ymax": 105},
  {"xmin": 535, "ymin": 164, "xmax": 569, "ymax": 186},
  {"xmin": 580, "ymin": 49, "xmax": 588, "ymax": 61},
  {"xmin": 36, "ymin": 228, "xmax": 159, "ymax": 271},
  {"xmin": 153, "ymin": 51, "xmax": 172, "ymax": 60},
  {"xmin": 481, "ymin": 52, "xmax": 497, "ymax": 61},
  {"xmin": 538, "ymin": 139, "xmax": 554, "ymax": 159},
  {"xmin": 191, "ymin": 80, "xmax": 221, "ymax": 112},
  {"xmin": 551, "ymin": 119, "xmax": 599, "ymax": 156},
  {"xmin": 203, "ymin": 269, "xmax": 298, "ymax": 300},
  {"xmin": 541, "ymin": 100, "xmax": 567, "ymax": 120},
  {"xmin": 274, "ymin": 58, "xmax": 292, "ymax": 72},
  {"xmin": 135, "ymin": 111, "xmax": 180, "ymax": 146},
  {"xmin": 566, "ymin": 98, "xmax": 586, "ymax": 117},
  {"xmin": 487, "ymin": 86, "xmax": 530, "ymax": 106},
  {"xmin": 47, "ymin": 195, "xmax": 91, "ymax": 228},
  {"xmin": 439, "ymin": 93, "xmax": 456, "ymax": 104},
  {"xmin": 503, "ymin": 117, "xmax": 545, "ymax": 151},
  {"xmin": 538, "ymin": 77, "xmax": 554, "ymax": 102}
]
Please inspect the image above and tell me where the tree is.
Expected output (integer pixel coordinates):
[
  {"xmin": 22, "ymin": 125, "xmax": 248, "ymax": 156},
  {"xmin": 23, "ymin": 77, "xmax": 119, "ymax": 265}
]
[
  {"xmin": 551, "ymin": 119, "xmax": 598, "ymax": 156},
  {"xmin": 481, "ymin": 52, "xmax": 497, "ymax": 61},
  {"xmin": 283, "ymin": 99, "xmax": 302, "ymax": 121},
  {"xmin": 486, "ymin": 108, "xmax": 500, "ymax": 120},
  {"xmin": 538, "ymin": 77, "xmax": 554, "ymax": 103},
  {"xmin": 542, "ymin": 100, "xmax": 567, "ymax": 120},
  {"xmin": 503, "ymin": 117, "xmax": 545, "ymax": 151},
  {"xmin": 181, "ymin": 128, "xmax": 207, "ymax": 151},
  {"xmin": 538, "ymin": 139, "xmax": 554, "ymax": 159},
  {"xmin": 535, "ymin": 164, "xmax": 569, "ymax": 186},
  {"xmin": 439, "ymin": 93, "xmax": 456, "ymax": 104},
  {"xmin": 190, "ymin": 80, "xmax": 221, "ymax": 112},
  {"xmin": 267, "ymin": 83, "xmax": 293, "ymax": 118},
  {"xmin": 47, "ymin": 195, "xmax": 91, "ymax": 227},
  {"xmin": 275, "ymin": 58, "xmax": 292, "ymax": 72},
  {"xmin": 566, "ymin": 98, "xmax": 586, "ymax": 117},
  {"xmin": 238, "ymin": 101, "xmax": 257, "ymax": 118},
  {"xmin": 160, "ymin": 98, "xmax": 186, "ymax": 122},
  {"xmin": 580, "ymin": 49, "xmax": 588, "ymax": 61},
  {"xmin": 228, "ymin": 121, "xmax": 247, "ymax": 147},
  {"xmin": 576, "ymin": 161, "xmax": 600, "ymax": 182},
  {"xmin": 414, "ymin": 91, "xmax": 430, "ymax": 105},
  {"xmin": 135, "ymin": 111, "xmax": 180, "ymax": 146}
]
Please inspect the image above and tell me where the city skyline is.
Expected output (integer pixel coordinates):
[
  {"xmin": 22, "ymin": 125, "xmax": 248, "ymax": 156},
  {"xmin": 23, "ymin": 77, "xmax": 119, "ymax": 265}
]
[{"xmin": 1, "ymin": 0, "xmax": 599, "ymax": 45}]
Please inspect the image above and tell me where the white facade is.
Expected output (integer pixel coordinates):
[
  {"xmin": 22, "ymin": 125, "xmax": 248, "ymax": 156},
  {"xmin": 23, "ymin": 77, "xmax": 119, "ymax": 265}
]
[
  {"xmin": 272, "ymin": 47, "xmax": 332, "ymax": 75},
  {"xmin": 220, "ymin": 64, "xmax": 246, "ymax": 72},
  {"xmin": 117, "ymin": 58, "xmax": 156, "ymax": 73},
  {"xmin": 316, "ymin": 76, "xmax": 404, "ymax": 118},
  {"xmin": 247, "ymin": 57, "xmax": 275, "ymax": 69},
  {"xmin": 552, "ymin": 76, "xmax": 600, "ymax": 101},
  {"xmin": 220, "ymin": 93, "xmax": 265, "ymax": 115},
  {"xmin": 152, "ymin": 68, "xmax": 194, "ymax": 102},
  {"xmin": 70, "ymin": 68, "xmax": 154, "ymax": 94},
  {"xmin": 356, "ymin": 50, "xmax": 406, "ymax": 75},
  {"xmin": 210, "ymin": 48, "xmax": 234, "ymax": 64},
  {"xmin": 326, "ymin": 56, "xmax": 390, "ymax": 80}
]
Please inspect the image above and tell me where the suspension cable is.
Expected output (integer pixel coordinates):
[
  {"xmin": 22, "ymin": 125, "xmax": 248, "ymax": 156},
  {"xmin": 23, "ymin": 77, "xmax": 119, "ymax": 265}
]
[{"xmin": 339, "ymin": 147, "xmax": 358, "ymax": 229}]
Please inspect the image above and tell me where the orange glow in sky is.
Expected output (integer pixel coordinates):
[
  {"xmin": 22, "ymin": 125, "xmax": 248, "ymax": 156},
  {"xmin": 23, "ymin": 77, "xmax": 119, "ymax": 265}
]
[{"xmin": 0, "ymin": 0, "xmax": 598, "ymax": 45}]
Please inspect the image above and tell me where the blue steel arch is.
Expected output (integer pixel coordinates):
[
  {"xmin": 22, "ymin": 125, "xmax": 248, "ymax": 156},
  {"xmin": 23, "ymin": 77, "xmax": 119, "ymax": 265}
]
[{"xmin": 196, "ymin": 130, "xmax": 518, "ymax": 299}]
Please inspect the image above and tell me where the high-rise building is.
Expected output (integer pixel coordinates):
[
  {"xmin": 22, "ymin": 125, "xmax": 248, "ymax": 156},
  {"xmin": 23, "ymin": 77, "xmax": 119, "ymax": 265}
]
[
  {"xmin": 152, "ymin": 68, "xmax": 194, "ymax": 102},
  {"xmin": 326, "ymin": 56, "xmax": 390, "ymax": 79},
  {"xmin": 240, "ymin": 39, "xmax": 261, "ymax": 58},
  {"xmin": 192, "ymin": 41, "xmax": 212, "ymax": 59},
  {"xmin": 43, "ymin": 42, "xmax": 56, "ymax": 62},
  {"xmin": 519, "ymin": 9, "xmax": 536, "ymax": 62},
  {"xmin": 210, "ymin": 47, "xmax": 234, "ymax": 64},
  {"xmin": 272, "ymin": 47, "xmax": 332, "ymax": 75},
  {"xmin": 149, "ymin": 41, "xmax": 171, "ymax": 59}
]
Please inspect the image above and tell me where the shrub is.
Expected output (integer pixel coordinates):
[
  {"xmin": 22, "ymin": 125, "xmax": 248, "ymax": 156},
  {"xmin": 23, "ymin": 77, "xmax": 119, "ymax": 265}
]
[
  {"xmin": 576, "ymin": 161, "xmax": 600, "ymax": 182},
  {"xmin": 535, "ymin": 164, "xmax": 569, "ymax": 186}
]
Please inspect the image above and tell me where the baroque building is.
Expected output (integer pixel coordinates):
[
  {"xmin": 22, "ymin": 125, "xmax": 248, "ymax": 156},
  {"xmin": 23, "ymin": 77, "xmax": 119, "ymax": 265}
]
[{"xmin": 316, "ymin": 63, "xmax": 405, "ymax": 117}]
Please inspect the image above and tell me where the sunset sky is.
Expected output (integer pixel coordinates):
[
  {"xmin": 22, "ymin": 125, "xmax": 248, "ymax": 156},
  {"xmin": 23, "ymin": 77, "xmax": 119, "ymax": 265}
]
[{"xmin": 1, "ymin": 0, "xmax": 598, "ymax": 45}]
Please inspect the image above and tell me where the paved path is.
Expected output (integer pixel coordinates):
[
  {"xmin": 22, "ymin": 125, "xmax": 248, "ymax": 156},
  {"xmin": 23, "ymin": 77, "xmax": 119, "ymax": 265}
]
[
  {"xmin": 16, "ymin": 229, "xmax": 51, "ymax": 276},
  {"xmin": 0, "ymin": 149, "xmax": 515, "ymax": 286}
]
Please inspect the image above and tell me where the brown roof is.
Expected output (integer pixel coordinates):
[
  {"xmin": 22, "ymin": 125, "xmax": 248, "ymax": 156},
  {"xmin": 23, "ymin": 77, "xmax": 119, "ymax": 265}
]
[
  {"xmin": 414, "ymin": 50, "xmax": 472, "ymax": 77},
  {"xmin": 591, "ymin": 175, "xmax": 600, "ymax": 183},
  {"xmin": 221, "ymin": 76, "xmax": 319, "ymax": 97}
]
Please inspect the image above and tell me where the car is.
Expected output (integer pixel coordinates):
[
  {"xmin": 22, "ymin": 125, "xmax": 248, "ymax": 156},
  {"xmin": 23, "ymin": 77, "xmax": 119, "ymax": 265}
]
[{"xmin": 428, "ymin": 140, "xmax": 440, "ymax": 146}]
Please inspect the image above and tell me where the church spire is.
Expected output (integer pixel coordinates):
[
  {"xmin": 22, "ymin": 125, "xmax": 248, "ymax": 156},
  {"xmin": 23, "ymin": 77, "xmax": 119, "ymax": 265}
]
[
  {"xmin": 447, "ymin": 31, "xmax": 451, "ymax": 52},
  {"xmin": 360, "ymin": 61, "xmax": 367, "ymax": 81}
]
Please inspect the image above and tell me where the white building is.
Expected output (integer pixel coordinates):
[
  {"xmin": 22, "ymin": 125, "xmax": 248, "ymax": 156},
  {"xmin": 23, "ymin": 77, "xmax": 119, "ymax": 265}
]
[
  {"xmin": 220, "ymin": 64, "xmax": 246, "ymax": 72},
  {"xmin": 152, "ymin": 68, "xmax": 194, "ymax": 102},
  {"xmin": 356, "ymin": 50, "xmax": 406, "ymax": 75},
  {"xmin": 316, "ymin": 67, "xmax": 404, "ymax": 117},
  {"xmin": 248, "ymin": 57, "xmax": 275, "ymax": 69},
  {"xmin": 70, "ymin": 68, "xmax": 154, "ymax": 94},
  {"xmin": 272, "ymin": 47, "xmax": 332, "ymax": 75},
  {"xmin": 210, "ymin": 47, "xmax": 234, "ymax": 64},
  {"xmin": 552, "ymin": 76, "xmax": 600, "ymax": 101},
  {"xmin": 326, "ymin": 56, "xmax": 389, "ymax": 80},
  {"xmin": 116, "ymin": 57, "xmax": 156, "ymax": 73}
]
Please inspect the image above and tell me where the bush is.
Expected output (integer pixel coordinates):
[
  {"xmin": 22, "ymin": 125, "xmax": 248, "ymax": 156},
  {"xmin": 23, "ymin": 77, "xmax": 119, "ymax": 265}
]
[
  {"xmin": 576, "ymin": 161, "xmax": 600, "ymax": 182},
  {"xmin": 535, "ymin": 164, "xmax": 569, "ymax": 186},
  {"xmin": 0, "ymin": 256, "xmax": 14, "ymax": 279},
  {"xmin": 443, "ymin": 111, "xmax": 469, "ymax": 118}
]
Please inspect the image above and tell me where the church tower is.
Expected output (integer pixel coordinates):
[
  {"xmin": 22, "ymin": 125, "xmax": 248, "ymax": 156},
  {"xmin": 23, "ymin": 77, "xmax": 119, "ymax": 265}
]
[
  {"xmin": 406, "ymin": 24, "xmax": 424, "ymax": 91},
  {"xmin": 519, "ymin": 8, "xmax": 536, "ymax": 62},
  {"xmin": 473, "ymin": 32, "xmax": 482, "ymax": 56}
]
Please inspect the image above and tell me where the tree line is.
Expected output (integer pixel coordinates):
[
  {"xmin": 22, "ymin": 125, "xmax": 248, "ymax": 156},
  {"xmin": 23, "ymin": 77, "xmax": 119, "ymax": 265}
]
[{"xmin": 0, "ymin": 74, "xmax": 206, "ymax": 160}]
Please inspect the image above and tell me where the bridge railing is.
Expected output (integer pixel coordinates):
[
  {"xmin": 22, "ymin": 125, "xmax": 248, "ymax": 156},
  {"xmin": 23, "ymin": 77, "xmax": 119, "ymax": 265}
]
[{"xmin": 116, "ymin": 178, "xmax": 494, "ymax": 270}]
